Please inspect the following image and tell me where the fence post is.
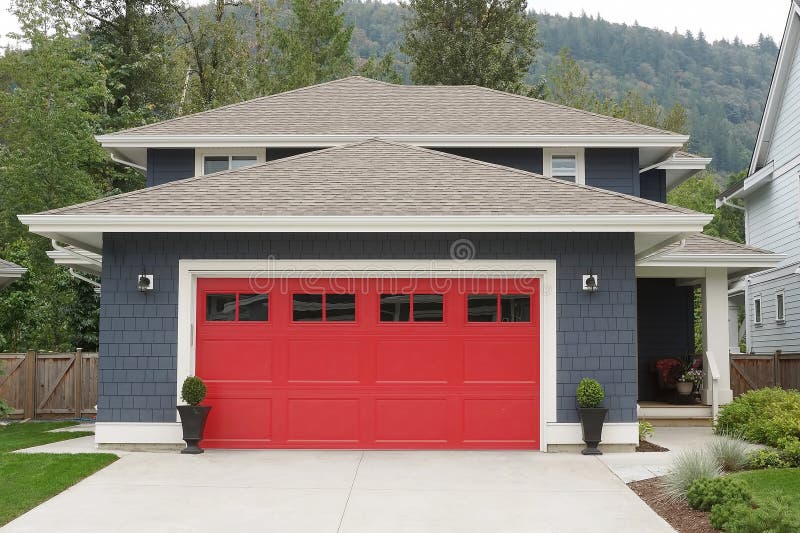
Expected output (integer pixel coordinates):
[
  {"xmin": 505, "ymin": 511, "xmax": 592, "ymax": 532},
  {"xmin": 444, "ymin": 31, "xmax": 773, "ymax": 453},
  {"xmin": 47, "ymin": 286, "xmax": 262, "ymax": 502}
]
[
  {"xmin": 774, "ymin": 350, "xmax": 782, "ymax": 388},
  {"xmin": 74, "ymin": 348, "xmax": 83, "ymax": 419},
  {"xmin": 24, "ymin": 350, "xmax": 36, "ymax": 419}
]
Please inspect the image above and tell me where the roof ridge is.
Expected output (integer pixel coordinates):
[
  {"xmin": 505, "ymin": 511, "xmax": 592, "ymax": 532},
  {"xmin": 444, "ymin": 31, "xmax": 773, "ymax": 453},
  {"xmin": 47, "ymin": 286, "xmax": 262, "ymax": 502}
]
[{"xmin": 110, "ymin": 77, "xmax": 375, "ymax": 135}]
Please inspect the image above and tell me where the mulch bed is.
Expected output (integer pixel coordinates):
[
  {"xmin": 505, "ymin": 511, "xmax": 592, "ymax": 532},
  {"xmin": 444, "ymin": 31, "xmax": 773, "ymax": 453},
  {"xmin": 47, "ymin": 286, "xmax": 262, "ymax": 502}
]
[
  {"xmin": 629, "ymin": 477, "xmax": 717, "ymax": 533},
  {"xmin": 637, "ymin": 440, "xmax": 670, "ymax": 452}
]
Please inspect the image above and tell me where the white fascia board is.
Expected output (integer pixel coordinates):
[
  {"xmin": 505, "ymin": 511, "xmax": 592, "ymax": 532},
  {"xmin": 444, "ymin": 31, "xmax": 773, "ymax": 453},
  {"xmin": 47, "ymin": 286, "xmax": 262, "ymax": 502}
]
[
  {"xmin": 727, "ymin": 162, "xmax": 775, "ymax": 201},
  {"xmin": 96, "ymin": 133, "xmax": 689, "ymax": 149},
  {"xmin": 20, "ymin": 214, "xmax": 712, "ymax": 235},
  {"xmin": 638, "ymin": 254, "xmax": 785, "ymax": 268},
  {"xmin": 640, "ymin": 156, "xmax": 712, "ymax": 174}
]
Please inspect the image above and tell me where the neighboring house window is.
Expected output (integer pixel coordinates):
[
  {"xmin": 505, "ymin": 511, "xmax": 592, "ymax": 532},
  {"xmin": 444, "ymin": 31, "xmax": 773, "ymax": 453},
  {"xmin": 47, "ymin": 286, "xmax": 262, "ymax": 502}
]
[
  {"xmin": 754, "ymin": 296, "xmax": 762, "ymax": 325},
  {"xmin": 543, "ymin": 148, "xmax": 585, "ymax": 184},
  {"xmin": 196, "ymin": 149, "xmax": 264, "ymax": 176},
  {"xmin": 776, "ymin": 291, "xmax": 785, "ymax": 323}
]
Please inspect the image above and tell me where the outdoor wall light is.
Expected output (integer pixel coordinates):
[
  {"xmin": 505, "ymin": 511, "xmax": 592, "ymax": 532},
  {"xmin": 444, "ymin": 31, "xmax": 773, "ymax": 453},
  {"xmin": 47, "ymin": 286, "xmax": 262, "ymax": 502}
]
[
  {"xmin": 137, "ymin": 273, "xmax": 154, "ymax": 292},
  {"xmin": 582, "ymin": 274, "xmax": 599, "ymax": 292}
]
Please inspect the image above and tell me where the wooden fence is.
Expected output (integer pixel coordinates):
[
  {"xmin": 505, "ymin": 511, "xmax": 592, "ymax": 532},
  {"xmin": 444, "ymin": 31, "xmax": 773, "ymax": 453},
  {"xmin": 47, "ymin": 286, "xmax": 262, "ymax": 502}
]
[
  {"xmin": 730, "ymin": 351, "xmax": 800, "ymax": 397},
  {"xmin": 0, "ymin": 350, "xmax": 98, "ymax": 419}
]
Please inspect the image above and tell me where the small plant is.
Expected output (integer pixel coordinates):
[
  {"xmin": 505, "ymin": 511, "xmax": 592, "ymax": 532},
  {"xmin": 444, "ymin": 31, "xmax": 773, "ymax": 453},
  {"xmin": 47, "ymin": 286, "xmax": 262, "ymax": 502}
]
[
  {"xmin": 746, "ymin": 448, "xmax": 790, "ymax": 470},
  {"xmin": 576, "ymin": 378, "xmax": 604, "ymax": 408},
  {"xmin": 663, "ymin": 448, "xmax": 722, "ymax": 501},
  {"xmin": 180, "ymin": 376, "xmax": 207, "ymax": 406},
  {"xmin": 679, "ymin": 367, "xmax": 704, "ymax": 385},
  {"xmin": 711, "ymin": 496, "xmax": 800, "ymax": 533},
  {"xmin": 686, "ymin": 476, "xmax": 751, "ymax": 512},
  {"xmin": 707, "ymin": 435, "xmax": 750, "ymax": 472},
  {"xmin": 639, "ymin": 420, "xmax": 654, "ymax": 442}
]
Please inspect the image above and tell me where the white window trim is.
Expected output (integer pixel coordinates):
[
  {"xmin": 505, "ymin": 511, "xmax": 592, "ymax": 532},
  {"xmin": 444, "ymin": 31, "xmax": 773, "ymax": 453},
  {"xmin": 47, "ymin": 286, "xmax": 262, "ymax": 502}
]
[
  {"xmin": 194, "ymin": 147, "xmax": 265, "ymax": 176},
  {"xmin": 543, "ymin": 148, "xmax": 585, "ymax": 185},
  {"xmin": 753, "ymin": 295, "xmax": 762, "ymax": 325},
  {"xmin": 775, "ymin": 290, "xmax": 785, "ymax": 324}
]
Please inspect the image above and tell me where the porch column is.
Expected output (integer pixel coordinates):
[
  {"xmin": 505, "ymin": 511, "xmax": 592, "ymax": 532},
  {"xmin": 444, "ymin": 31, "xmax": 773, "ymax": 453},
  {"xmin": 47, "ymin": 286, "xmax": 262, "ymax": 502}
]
[
  {"xmin": 702, "ymin": 268, "xmax": 734, "ymax": 405},
  {"xmin": 728, "ymin": 300, "xmax": 741, "ymax": 354}
]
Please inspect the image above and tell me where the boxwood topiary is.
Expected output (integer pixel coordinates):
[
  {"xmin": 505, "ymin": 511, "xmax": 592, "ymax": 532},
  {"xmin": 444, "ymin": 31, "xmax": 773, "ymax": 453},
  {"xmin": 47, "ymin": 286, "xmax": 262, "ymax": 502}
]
[
  {"xmin": 686, "ymin": 476, "xmax": 751, "ymax": 512},
  {"xmin": 181, "ymin": 376, "xmax": 207, "ymax": 406},
  {"xmin": 576, "ymin": 378, "xmax": 604, "ymax": 409}
]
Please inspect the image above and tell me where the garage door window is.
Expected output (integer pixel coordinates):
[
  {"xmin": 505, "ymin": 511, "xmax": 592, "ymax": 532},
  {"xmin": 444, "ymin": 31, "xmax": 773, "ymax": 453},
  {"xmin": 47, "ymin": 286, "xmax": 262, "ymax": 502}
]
[
  {"xmin": 206, "ymin": 293, "xmax": 269, "ymax": 322},
  {"xmin": 468, "ymin": 294, "xmax": 531, "ymax": 323},
  {"xmin": 293, "ymin": 293, "xmax": 356, "ymax": 322},
  {"xmin": 380, "ymin": 294, "xmax": 443, "ymax": 322}
]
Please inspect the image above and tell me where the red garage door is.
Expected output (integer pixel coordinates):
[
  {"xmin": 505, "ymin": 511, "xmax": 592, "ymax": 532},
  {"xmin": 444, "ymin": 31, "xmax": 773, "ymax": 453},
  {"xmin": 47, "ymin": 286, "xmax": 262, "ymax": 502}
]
[{"xmin": 195, "ymin": 277, "xmax": 540, "ymax": 449}]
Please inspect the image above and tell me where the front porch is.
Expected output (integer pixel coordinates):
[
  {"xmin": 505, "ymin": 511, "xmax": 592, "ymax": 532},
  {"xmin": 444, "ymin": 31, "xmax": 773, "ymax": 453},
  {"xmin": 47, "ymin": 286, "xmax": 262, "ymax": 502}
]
[{"xmin": 634, "ymin": 234, "xmax": 784, "ymax": 424}]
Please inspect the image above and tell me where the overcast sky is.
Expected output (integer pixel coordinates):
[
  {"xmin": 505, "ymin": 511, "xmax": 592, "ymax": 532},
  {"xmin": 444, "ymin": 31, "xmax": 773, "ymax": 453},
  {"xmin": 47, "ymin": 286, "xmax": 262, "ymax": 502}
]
[{"xmin": 0, "ymin": 0, "xmax": 792, "ymax": 48}]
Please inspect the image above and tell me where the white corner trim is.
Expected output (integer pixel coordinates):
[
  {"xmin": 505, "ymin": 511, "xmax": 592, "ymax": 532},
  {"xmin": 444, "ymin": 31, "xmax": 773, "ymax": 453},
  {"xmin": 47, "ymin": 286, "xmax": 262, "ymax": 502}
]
[
  {"xmin": 96, "ymin": 133, "xmax": 690, "ymax": 149},
  {"xmin": 176, "ymin": 259, "xmax": 558, "ymax": 450},
  {"xmin": 545, "ymin": 422, "xmax": 639, "ymax": 446},
  {"xmin": 542, "ymin": 147, "xmax": 585, "ymax": 185},
  {"xmin": 95, "ymin": 422, "xmax": 183, "ymax": 444}
]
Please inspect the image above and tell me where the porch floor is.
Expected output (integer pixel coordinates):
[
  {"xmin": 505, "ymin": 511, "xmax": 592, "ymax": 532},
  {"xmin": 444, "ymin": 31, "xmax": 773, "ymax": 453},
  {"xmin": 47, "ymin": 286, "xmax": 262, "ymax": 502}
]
[{"xmin": 638, "ymin": 402, "xmax": 713, "ymax": 427}]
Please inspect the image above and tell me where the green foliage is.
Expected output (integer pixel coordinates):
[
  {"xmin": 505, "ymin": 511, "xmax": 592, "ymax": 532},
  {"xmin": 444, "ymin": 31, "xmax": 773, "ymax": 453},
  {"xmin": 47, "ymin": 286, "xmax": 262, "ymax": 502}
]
[
  {"xmin": 575, "ymin": 378, "xmax": 604, "ymax": 408},
  {"xmin": 711, "ymin": 496, "xmax": 800, "ymax": 533},
  {"xmin": 269, "ymin": 0, "xmax": 355, "ymax": 93},
  {"xmin": 639, "ymin": 420, "xmax": 654, "ymax": 442},
  {"xmin": 747, "ymin": 449, "xmax": 791, "ymax": 470},
  {"xmin": 716, "ymin": 388, "xmax": 800, "ymax": 449},
  {"xmin": 708, "ymin": 435, "xmax": 750, "ymax": 472},
  {"xmin": 0, "ymin": 421, "xmax": 93, "ymax": 453},
  {"xmin": 668, "ymin": 172, "xmax": 746, "ymax": 244},
  {"xmin": 358, "ymin": 52, "xmax": 403, "ymax": 83},
  {"xmin": 181, "ymin": 376, "xmax": 207, "ymax": 406},
  {"xmin": 663, "ymin": 449, "xmax": 722, "ymax": 501},
  {"xmin": 686, "ymin": 476, "xmax": 751, "ymax": 512},
  {"xmin": 401, "ymin": 0, "xmax": 541, "ymax": 96}
]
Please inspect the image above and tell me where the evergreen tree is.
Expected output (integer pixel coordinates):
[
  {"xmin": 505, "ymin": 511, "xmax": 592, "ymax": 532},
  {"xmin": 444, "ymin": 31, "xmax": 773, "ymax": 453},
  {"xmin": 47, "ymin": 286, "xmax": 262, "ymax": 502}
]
[
  {"xmin": 358, "ymin": 52, "xmax": 403, "ymax": 83},
  {"xmin": 401, "ymin": 0, "xmax": 541, "ymax": 96}
]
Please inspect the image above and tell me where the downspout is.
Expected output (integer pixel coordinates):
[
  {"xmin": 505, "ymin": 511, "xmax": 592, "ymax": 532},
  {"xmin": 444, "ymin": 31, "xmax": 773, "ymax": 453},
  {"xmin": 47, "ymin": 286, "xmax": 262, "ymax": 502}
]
[
  {"xmin": 51, "ymin": 240, "xmax": 102, "ymax": 294},
  {"xmin": 69, "ymin": 268, "xmax": 101, "ymax": 294}
]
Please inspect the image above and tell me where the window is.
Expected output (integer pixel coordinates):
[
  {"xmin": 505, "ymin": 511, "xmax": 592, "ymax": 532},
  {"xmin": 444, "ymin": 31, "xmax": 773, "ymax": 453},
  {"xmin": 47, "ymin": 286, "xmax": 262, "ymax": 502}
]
[
  {"xmin": 776, "ymin": 292, "xmax": 785, "ymax": 323},
  {"xmin": 293, "ymin": 293, "xmax": 356, "ymax": 322},
  {"xmin": 754, "ymin": 296, "xmax": 762, "ymax": 325},
  {"xmin": 543, "ymin": 148, "xmax": 585, "ymax": 184},
  {"xmin": 206, "ymin": 293, "xmax": 268, "ymax": 322},
  {"xmin": 203, "ymin": 155, "xmax": 258, "ymax": 174},
  {"xmin": 467, "ymin": 294, "xmax": 531, "ymax": 323},
  {"xmin": 380, "ymin": 294, "xmax": 443, "ymax": 322}
]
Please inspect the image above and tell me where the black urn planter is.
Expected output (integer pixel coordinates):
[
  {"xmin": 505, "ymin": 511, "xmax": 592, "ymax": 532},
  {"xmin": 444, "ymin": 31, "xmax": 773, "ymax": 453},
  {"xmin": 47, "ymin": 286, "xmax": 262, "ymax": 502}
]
[
  {"xmin": 578, "ymin": 407, "xmax": 608, "ymax": 455},
  {"xmin": 177, "ymin": 405, "xmax": 211, "ymax": 454}
]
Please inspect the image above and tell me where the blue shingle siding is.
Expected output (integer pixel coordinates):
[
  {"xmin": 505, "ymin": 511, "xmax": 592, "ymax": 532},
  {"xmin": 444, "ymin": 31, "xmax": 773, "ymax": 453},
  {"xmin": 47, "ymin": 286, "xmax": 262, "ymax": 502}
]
[
  {"xmin": 639, "ymin": 168, "xmax": 667, "ymax": 203},
  {"xmin": 99, "ymin": 232, "xmax": 637, "ymax": 425},
  {"xmin": 432, "ymin": 147, "xmax": 544, "ymax": 174},
  {"xmin": 145, "ymin": 149, "xmax": 196, "ymax": 187},
  {"xmin": 585, "ymin": 148, "xmax": 640, "ymax": 196},
  {"xmin": 265, "ymin": 147, "xmax": 323, "ymax": 161}
]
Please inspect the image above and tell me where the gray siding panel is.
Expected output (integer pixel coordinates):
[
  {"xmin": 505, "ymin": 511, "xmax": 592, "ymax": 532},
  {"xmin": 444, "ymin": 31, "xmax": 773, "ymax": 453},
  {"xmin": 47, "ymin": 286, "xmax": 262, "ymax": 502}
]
[
  {"xmin": 748, "ymin": 270, "xmax": 800, "ymax": 352},
  {"xmin": 146, "ymin": 149, "xmax": 195, "ymax": 187},
  {"xmin": 637, "ymin": 278, "xmax": 694, "ymax": 400},
  {"xmin": 99, "ymin": 232, "xmax": 637, "ymax": 425},
  {"xmin": 639, "ymin": 169, "xmax": 667, "ymax": 203},
  {"xmin": 585, "ymin": 148, "xmax": 639, "ymax": 196},
  {"xmin": 432, "ymin": 147, "xmax": 544, "ymax": 174}
]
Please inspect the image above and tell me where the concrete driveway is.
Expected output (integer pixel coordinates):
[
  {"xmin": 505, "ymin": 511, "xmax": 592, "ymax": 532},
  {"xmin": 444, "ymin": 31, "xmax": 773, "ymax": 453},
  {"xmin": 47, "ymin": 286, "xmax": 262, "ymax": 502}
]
[{"xmin": 3, "ymin": 446, "xmax": 674, "ymax": 533}]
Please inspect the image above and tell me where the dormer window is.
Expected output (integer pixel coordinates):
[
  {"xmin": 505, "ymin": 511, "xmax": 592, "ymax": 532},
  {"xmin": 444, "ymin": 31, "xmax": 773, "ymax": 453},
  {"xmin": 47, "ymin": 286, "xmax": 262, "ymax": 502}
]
[
  {"xmin": 543, "ymin": 148, "xmax": 585, "ymax": 184},
  {"xmin": 196, "ymin": 149, "xmax": 264, "ymax": 176}
]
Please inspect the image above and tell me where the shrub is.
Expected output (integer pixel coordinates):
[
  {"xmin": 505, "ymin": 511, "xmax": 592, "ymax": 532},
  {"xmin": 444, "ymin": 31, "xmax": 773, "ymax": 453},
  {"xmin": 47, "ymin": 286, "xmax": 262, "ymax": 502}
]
[
  {"xmin": 576, "ymin": 378, "xmax": 604, "ymax": 408},
  {"xmin": 716, "ymin": 388, "xmax": 800, "ymax": 448},
  {"xmin": 686, "ymin": 476, "xmax": 751, "ymax": 512},
  {"xmin": 707, "ymin": 435, "xmax": 750, "ymax": 472},
  {"xmin": 663, "ymin": 448, "xmax": 722, "ymax": 501},
  {"xmin": 776, "ymin": 436, "xmax": 800, "ymax": 467},
  {"xmin": 0, "ymin": 399, "xmax": 10, "ymax": 418},
  {"xmin": 712, "ymin": 496, "xmax": 800, "ymax": 533},
  {"xmin": 180, "ymin": 376, "xmax": 207, "ymax": 406},
  {"xmin": 639, "ymin": 420, "xmax": 654, "ymax": 442},
  {"xmin": 747, "ymin": 448, "xmax": 791, "ymax": 470}
]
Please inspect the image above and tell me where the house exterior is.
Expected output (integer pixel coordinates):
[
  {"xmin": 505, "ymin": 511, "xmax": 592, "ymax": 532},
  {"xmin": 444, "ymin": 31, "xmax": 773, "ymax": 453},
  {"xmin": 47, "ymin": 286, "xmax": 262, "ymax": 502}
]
[
  {"xmin": 719, "ymin": 0, "xmax": 800, "ymax": 354},
  {"xmin": 0, "ymin": 259, "xmax": 26, "ymax": 289},
  {"xmin": 20, "ymin": 77, "xmax": 782, "ymax": 451}
]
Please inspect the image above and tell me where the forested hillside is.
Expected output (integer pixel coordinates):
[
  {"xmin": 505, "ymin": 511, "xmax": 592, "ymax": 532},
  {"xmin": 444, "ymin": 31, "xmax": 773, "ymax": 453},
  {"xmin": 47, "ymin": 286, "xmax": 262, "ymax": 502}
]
[{"xmin": 344, "ymin": 2, "xmax": 779, "ymax": 174}]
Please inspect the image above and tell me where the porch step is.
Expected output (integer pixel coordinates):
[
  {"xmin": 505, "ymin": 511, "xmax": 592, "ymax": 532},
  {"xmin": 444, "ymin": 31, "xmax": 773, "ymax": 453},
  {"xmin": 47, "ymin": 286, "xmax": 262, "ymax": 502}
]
[{"xmin": 638, "ymin": 403, "xmax": 713, "ymax": 427}]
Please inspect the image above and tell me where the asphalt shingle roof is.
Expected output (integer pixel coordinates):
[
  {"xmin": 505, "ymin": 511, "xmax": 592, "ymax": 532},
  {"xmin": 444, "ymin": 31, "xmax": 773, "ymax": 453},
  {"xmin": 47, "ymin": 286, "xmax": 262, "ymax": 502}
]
[
  {"xmin": 105, "ymin": 77, "xmax": 679, "ymax": 138},
  {"xmin": 44, "ymin": 139, "xmax": 700, "ymax": 217},
  {"xmin": 656, "ymin": 234, "xmax": 774, "ymax": 257}
]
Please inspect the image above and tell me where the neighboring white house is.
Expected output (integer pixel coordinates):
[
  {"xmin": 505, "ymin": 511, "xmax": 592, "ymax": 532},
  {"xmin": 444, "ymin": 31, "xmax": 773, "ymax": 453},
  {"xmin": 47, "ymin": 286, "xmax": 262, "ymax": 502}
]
[{"xmin": 719, "ymin": 0, "xmax": 800, "ymax": 353}]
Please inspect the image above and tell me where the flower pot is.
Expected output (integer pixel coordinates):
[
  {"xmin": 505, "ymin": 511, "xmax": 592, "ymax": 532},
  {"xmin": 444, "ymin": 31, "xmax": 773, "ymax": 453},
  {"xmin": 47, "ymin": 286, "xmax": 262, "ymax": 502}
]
[
  {"xmin": 177, "ymin": 405, "xmax": 211, "ymax": 454},
  {"xmin": 676, "ymin": 381, "xmax": 694, "ymax": 395},
  {"xmin": 578, "ymin": 407, "xmax": 608, "ymax": 455}
]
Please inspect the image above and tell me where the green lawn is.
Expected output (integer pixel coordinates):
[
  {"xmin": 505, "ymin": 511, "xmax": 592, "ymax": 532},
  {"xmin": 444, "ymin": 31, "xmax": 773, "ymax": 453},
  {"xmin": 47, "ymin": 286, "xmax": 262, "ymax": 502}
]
[
  {"xmin": 733, "ymin": 468, "xmax": 800, "ymax": 519},
  {"xmin": 0, "ymin": 421, "xmax": 117, "ymax": 526},
  {"xmin": 0, "ymin": 421, "xmax": 94, "ymax": 453}
]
